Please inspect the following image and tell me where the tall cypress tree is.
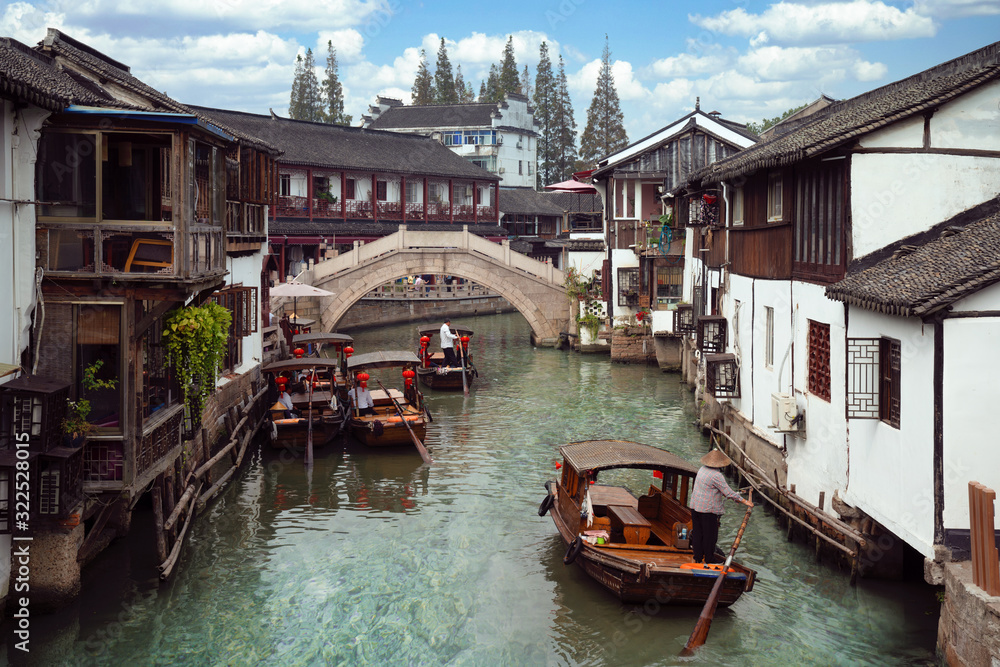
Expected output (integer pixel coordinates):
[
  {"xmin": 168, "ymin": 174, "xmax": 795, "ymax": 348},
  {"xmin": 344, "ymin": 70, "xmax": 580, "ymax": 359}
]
[
  {"xmin": 553, "ymin": 56, "xmax": 578, "ymax": 182},
  {"xmin": 483, "ymin": 64, "xmax": 501, "ymax": 103},
  {"xmin": 580, "ymin": 36, "xmax": 628, "ymax": 165},
  {"xmin": 411, "ymin": 49, "xmax": 435, "ymax": 105},
  {"xmin": 289, "ymin": 53, "xmax": 305, "ymax": 119},
  {"xmin": 498, "ymin": 35, "xmax": 519, "ymax": 99},
  {"xmin": 434, "ymin": 38, "xmax": 457, "ymax": 104},
  {"xmin": 290, "ymin": 48, "xmax": 323, "ymax": 121},
  {"xmin": 454, "ymin": 65, "xmax": 474, "ymax": 103},
  {"xmin": 533, "ymin": 42, "xmax": 556, "ymax": 188},
  {"xmin": 520, "ymin": 64, "xmax": 532, "ymax": 99},
  {"xmin": 322, "ymin": 41, "xmax": 351, "ymax": 125}
]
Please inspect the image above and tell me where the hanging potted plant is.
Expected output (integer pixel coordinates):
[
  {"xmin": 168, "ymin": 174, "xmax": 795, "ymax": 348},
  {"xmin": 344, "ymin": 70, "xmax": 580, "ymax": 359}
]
[
  {"xmin": 62, "ymin": 359, "xmax": 119, "ymax": 444},
  {"xmin": 162, "ymin": 302, "xmax": 232, "ymax": 420}
]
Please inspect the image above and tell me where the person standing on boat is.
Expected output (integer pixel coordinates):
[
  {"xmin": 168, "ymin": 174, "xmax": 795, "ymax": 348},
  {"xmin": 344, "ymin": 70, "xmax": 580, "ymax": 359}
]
[
  {"xmin": 440, "ymin": 319, "xmax": 459, "ymax": 367},
  {"xmin": 690, "ymin": 449, "xmax": 753, "ymax": 563},
  {"xmin": 348, "ymin": 385, "xmax": 375, "ymax": 416}
]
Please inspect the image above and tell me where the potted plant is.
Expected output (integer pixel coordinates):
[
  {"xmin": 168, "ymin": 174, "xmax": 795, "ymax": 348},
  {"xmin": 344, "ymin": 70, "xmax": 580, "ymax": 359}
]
[
  {"xmin": 62, "ymin": 359, "xmax": 119, "ymax": 443},
  {"xmin": 578, "ymin": 312, "xmax": 602, "ymax": 340}
]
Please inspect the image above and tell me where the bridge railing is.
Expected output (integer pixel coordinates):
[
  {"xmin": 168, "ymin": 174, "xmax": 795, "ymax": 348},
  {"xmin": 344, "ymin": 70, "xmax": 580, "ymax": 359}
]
[
  {"xmin": 364, "ymin": 282, "xmax": 495, "ymax": 299},
  {"xmin": 312, "ymin": 226, "xmax": 564, "ymax": 287}
]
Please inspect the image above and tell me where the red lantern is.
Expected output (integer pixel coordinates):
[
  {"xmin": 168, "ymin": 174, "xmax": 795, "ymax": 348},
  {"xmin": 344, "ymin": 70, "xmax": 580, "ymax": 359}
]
[
  {"xmin": 402, "ymin": 368, "xmax": 416, "ymax": 388},
  {"xmin": 419, "ymin": 336, "xmax": 430, "ymax": 348},
  {"xmin": 460, "ymin": 335, "xmax": 470, "ymax": 351},
  {"xmin": 703, "ymin": 193, "xmax": 718, "ymax": 205},
  {"xmin": 275, "ymin": 376, "xmax": 288, "ymax": 388},
  {"xmin": 357, "ymin": 372, "xmax": 369, "ymax": 389},
  {"xmin": 293, "ymin": 347, "xmax": 305, "ymax": 358},
  {"xmin": 344, "ymin": 346, "xmax": 354, "ymax": 358}
]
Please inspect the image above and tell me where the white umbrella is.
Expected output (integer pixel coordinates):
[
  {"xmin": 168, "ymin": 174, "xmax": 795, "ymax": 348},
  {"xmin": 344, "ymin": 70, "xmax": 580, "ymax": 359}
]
[{"xmin": 270, "ymin": 280, "xmax": 335, "ymax": 326}]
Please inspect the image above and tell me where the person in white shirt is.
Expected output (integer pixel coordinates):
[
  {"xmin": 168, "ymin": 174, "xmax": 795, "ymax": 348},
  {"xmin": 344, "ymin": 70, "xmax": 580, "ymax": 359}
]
[
  {"xmin": 348, "ymin": 385, "xmax": 375, "ymax": 416},
  {"xmin": 278, "ymin": 390, "xmax": 298, "ymax": 419},
  {"xmin": 440, "ymin": 319, "xmax": 459, "ymax": 366}
]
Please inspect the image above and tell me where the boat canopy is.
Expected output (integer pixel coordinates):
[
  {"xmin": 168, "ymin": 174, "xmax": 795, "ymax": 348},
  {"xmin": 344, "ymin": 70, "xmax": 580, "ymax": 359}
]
[
  {"xmin": 292, "ymin": 332, "xmax": 354, "ymax": 346},
  {"xmin": 560, "ymin": 440, "xmax": 699, "ymax": 476},
  {"xmin": 263, "ymin": 358, "xmax": 342, "ymax": 374},
  {"xmin": 348, "ymin": 350, "xmax": 421, "ymax": 370},
  {"xmin": 417, "ymin": 325, "xmax": 474, "ymax": 338}
]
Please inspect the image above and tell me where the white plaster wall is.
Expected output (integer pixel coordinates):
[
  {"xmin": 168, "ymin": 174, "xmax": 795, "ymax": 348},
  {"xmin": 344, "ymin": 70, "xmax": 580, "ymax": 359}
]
[
  {"xmin": 950, "ymin": 278, "xmax": 1000, "ymax": 313},
  {"xmin": 851, "ymin": 153, "xmax": 1000, "ymax": 259},
  {"xmin": 222, "ymin": 249, "xmax": 267, "ymax": 377},
  {"xmin": 857, "ymin": 115, "xmax": 924, "ymax": 149},
  {"xmin": 783, "ymin": 281, "xmax": 848, "ymax": 507},
  {"xmin": 930, "ymin": 82, "xmax": 1000, "ymax": 152},
  {"xmin": 750, "ymin": 279, "xmax": 796, "ymax": 438},
  {"xmin": 842, "ymin": 309, "xmax": 937, "ymax": 558},
  {"xmin": 0, "ymin": 99, "xmax": 13, "ymax": 370},
  {"xmin": 944, "ymin": 315, "xmax": 1000, "ymax": 532},
  {"xmin": 566, "ymin": 251, "xmax": 604, "ymax": 280}
]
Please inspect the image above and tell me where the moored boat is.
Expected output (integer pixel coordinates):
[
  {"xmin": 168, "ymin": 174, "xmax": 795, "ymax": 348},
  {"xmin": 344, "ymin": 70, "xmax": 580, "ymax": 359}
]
[
  {"xmin": 539, "ymin": 439, "xmax": 756, "ymax": 606},
  {"xmin": 346, "ymin": 351, "xmax": 429, "ymax": 449},
  {"xmin": 262, "ymin": 358, "xmax": 347, "ymax": 449},
  {"xmin": 415, "ymin": 325, "xmax": 476, "ymax": 391}
]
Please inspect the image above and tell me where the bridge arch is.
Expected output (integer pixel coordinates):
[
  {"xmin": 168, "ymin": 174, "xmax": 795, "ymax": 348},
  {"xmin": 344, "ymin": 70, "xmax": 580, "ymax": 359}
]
[{"xmin": 310, "ymin": 227, "xmax": 569, "ymax": 346}]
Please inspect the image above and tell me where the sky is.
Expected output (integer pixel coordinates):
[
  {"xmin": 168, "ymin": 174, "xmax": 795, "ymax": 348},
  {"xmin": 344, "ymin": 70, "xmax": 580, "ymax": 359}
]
[{"xmin": 4, "ymin": 0, "xmax": 1000, "ymax": 146}]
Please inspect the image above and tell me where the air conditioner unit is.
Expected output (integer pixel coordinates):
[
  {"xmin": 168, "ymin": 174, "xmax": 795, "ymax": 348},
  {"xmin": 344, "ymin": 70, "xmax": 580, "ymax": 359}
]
[{"xmin": 771, "ymin": 392, "xmax": 802, "ymax": 432}]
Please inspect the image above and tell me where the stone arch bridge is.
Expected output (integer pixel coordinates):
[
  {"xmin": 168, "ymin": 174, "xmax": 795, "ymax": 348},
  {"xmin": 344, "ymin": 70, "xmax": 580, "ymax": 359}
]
[{"xmin": 310, "ymin": 226, "xmax": 570, "ymax": 346}]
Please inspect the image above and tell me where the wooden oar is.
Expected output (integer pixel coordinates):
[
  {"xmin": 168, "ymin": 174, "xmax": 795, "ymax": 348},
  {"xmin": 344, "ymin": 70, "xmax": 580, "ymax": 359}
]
[
  {"xmin": 680, "ymin": 504, "xmax": 753, "ymax": 656},
  {"xmin": 375, "ymin": 379, "xmax": 432, "ymax": 464},
  {"xmin": 458, "ymin": 340, "xmax": 469, "ymax": 396}
]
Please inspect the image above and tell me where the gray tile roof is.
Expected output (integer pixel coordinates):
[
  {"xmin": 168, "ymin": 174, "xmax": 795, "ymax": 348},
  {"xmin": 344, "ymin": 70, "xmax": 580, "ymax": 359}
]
[
  {"xmin": 543, "ymin": 191, "xmax": 603, "ymax": 213},
  {"xmin": 499, "ymin": 188, "xmax": 565, "ymax": 216},
  {"xmin": 695, "ymin": 40, "xmax": 1000, "ymax": 184},
  {"xmin": 0, "ymin": 36, "xmax": 116, "ymax": 110},
  {"xmin": 36, "ymin": 30, "xmax": 277, "ymax": 153},
  {"xmin": 190, "ymin": 105, "xmax": 500, "ymax": 181},
  {"xmin": 826, "ymin": 197, "xmax": 1000, "ymax": 317},
  {"xmin": 368, "ymin": 102, "xmax": 499, "ymax": 130},
  {"xmin": 270, "ymin": 220, "xmax": 507, "ymax": 237}
]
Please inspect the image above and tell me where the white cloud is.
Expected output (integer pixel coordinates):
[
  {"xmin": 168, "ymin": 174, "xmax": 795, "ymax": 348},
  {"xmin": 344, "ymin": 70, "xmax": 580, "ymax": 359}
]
[
  {"xmin": 50, "ymin": 0, "xmax": 397, "ymax": 33},
  {"xmin": 913, "ymin": 0, "xmax": 1000, "ymax": 18},
  {"xmin": 737, "ymin": 45, "xmax": 885, "ymax": 83},
  {"xmin": 691, "ymin": 1, "xmax": 937, "ymax": 44},
  {"xmin": 648, "ymin": 47, "xmax": 733, "ymax": 78},
  {"xmin": 316, "ymin": 30, "xmax": 366, "ymax": 63}
]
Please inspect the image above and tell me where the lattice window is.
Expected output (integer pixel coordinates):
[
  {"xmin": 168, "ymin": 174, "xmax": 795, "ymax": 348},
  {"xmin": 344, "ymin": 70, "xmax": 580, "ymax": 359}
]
[
  {"xmin": 808, "ymin": 320, "xmax": 831, "ymax": 402},
  {"xmin": 706, "ymin": 353, "xmax": 740, "ymax": 398},
  {"xmin": 618, "ymin": 267, "xmax": 640, "ymax": 307},
  {"xmin": 880, "ymin": 338, "xmax": 901, "ymax": 429},
  {"xmin": 84, "ymin": 441, "xmax": 124, "ymax": 482},
  {"xmin": 673, "ymin": 303, "xmax": 695, "ymax": 334},
  {"xmin": 847, "ymin": 338, "xmax": 879, "ymax": 419},
  {"xmin": 697, "ymin": 315, "xmax": 727, "ymax": 353},
  {"xmin": 211, "ymin": 285, "xmax": 259, "ymax": 372}
]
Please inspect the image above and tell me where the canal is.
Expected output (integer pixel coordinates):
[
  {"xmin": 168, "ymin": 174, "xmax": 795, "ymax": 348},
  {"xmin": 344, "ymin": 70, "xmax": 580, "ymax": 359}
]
[{"xmin": 8, "ymin": 313, "xmax": 939, "ymax": 666}]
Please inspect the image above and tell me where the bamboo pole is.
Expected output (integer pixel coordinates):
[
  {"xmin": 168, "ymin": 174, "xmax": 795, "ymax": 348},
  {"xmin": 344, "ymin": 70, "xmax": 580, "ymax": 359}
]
[
  {"xmin": 164, "ymin": 483, "xmax": 197, "ymax": 532},
  {"xmin": 159, "ymin": 481, "xmax": 202, "ymax": 579},
  {"xmin": 152, "ymin": 477, "xmax": 168, "ymax": 563}
]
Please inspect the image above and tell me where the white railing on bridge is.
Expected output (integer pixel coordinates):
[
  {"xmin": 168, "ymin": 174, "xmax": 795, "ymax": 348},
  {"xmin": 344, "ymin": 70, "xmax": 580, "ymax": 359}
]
[
  {"xmin": 312, "ymin": 225, "xmax": 564, "ymax": 287},
  {"xmin": 364, "ymin": 282, "xmax": 495, "ymax": 300}
]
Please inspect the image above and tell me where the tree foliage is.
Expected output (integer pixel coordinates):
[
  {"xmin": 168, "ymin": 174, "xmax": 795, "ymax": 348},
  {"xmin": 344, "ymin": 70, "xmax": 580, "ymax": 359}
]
[
  {"xmin": 411, "ymin": 48, "xmax": 436, "ymax": 105},
  {"xmin": 533, "ymin": 41, "xmax": 556, "ymax": 188},
  {"xmin": 434, "ymin": 38, "xmax": 457, "ymax": 104},
  {"xmin": 745, "ymin": 103, "xmax": 809, "ymax": 135},
  {"xmin": 322, "ymin": 41, "xmax": 352, "ymax": 125},
  {"xmin": 289, "ymin": 48, "xmax": 324, "ymax": 121},
  {"xmin": 481, "ymin": 63, "xmax": 501, "ymax": 103},
  {"xmin": 520, "ymin": 64, "xmax": 532, "ymax": 99},
  {"xmin": 498, "ymin": 36, "xmax": 520, "ymax": 98},
  {"xmin": 579, "ymin": 37, "xmax": 628, "ymax": 166},
  {"xmin": 163, "ymin": 303, "xmax": 232, "ymax": 418},
  {"xmin": 454, "ymin": 65, "xmax": 475, "ymax": 103},
  {"xmin": 552, "ymin": 56, "xmax": 578, "ymax": 182}
]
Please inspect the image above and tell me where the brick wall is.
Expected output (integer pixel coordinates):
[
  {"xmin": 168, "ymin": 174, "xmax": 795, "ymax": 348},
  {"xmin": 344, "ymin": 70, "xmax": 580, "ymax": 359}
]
[{"xmin": 611, "ymin": 327, "xmax": 658, "ymax": 365}]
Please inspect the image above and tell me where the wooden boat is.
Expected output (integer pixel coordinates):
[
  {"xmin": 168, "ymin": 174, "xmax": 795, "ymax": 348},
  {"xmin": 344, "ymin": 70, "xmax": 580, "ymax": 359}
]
[
  {"xmin": 346, "ymin": 351, "xmax": 429, "ymax": 448},
  {"xmin": 262, "ymin": 358, "xmax": 347, "ymax": 449},
  {"xmin": 291, "ymin": 331, "xmax": 353, "ymax": 401},
  {"xmin": 415, "ymin": 325, "xmax": 477, "ymax": 391},
  {"xmin": 540, "ymin": 440, "xmax": 756, "ymax": 606}
]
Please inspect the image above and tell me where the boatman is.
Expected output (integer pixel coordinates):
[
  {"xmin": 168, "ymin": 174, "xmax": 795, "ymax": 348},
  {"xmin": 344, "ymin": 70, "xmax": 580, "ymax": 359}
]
[
  {"xmin": 348, "ymin": 384, "xmax": 375, "ymax": 416},
  {"xmin": 440, "ymin": 319, "xmax": 459, "ymax": 367},
  {"xmin": 690, "ymin": 449, "xmax": 753, "ymax": 563}
]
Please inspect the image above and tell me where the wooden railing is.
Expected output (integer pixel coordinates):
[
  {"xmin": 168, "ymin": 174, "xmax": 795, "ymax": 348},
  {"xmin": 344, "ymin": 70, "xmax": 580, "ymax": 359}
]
[{"xmin": 969, "ymin": 481, "xmax": 1000, "ymax": 595}]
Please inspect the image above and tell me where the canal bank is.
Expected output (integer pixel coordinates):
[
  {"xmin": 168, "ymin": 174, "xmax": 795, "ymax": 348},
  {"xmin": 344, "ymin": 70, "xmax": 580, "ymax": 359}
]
[{"xmin": 4, "ymin": 313, "xmax": 940, "ymax": 665}]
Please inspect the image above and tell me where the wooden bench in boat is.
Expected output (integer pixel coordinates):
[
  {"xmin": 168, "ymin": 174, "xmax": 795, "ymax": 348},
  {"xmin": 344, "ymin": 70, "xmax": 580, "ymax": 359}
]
[
  {"xmin": 637, "ymin": 488, "xmax": 692, "ymax": 548},
  {"xmin": 607, "ymin": 504, "xmax": 652, "ymax": 545},
  {"xmin": 369, "ymin": 388, "xmax": 404, "ymax": 407}
]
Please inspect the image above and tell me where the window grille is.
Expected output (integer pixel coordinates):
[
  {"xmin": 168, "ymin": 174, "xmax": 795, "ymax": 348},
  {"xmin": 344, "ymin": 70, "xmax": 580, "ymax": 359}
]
[
  {"xmin": 765, "ymin": 307, "xmax": 774, "ymax": 367},
  {"xmin": 808, "ymin": 320, "xmax": 831, "ymax": 402},
  {"xmin": 673, "ymin": 303, "xmax": 695, "ymax": 334},
  {"xmin": 696, "ymin": 315, "xmax": 727, "ymax": 353},
  {"xmin": 847, "ymin": 338, "xmax": 879, "ymax": 419},
  {"xmin": 706, "ymin": 353, "xmax": 740, "ymax": 398},
  {"xmin": 618, "ymin": 267, "xmax": 640, "ymax": 307}
]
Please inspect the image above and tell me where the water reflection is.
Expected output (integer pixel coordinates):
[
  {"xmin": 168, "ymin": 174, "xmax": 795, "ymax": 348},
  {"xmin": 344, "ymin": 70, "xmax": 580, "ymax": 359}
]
[{"xmin": 5, "ymin": 313, "xmax": 938, "ymax": 666}]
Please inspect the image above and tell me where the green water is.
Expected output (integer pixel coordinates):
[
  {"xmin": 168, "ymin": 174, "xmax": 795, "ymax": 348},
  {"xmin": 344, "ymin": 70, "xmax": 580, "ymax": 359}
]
[{"xmin": 10, "ymin": 313, "xmax": 939, "ymax": 666}]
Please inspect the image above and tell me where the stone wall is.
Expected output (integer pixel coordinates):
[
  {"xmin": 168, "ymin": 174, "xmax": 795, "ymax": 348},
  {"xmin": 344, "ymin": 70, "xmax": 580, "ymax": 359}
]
[
  {"xmin": 610, "ymin": 327, "xmax": 658, "ymax": 365},
  {"xmin": 937, "ymin": 561, "xmax": 1000, "ymax": 665},
  {"xmin": 653, "ymin": 334, "xmax": 683, "ymax": 371},
  {"xmin": 329, "ymin": 297, "xmax": 515, "ymax": 332}
]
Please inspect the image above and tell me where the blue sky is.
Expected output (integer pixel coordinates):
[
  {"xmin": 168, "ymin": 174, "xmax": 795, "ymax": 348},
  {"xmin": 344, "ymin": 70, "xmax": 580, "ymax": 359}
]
[{"xmin": 4, "ymin": 0, "xmax": 1000, "ymax": 144}]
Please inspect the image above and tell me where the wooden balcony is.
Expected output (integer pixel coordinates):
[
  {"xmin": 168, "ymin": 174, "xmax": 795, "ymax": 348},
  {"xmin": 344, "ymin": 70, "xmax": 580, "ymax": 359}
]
[{"xmin": 730, "ymin": 222, "xmax": 792, "ymax": 279}]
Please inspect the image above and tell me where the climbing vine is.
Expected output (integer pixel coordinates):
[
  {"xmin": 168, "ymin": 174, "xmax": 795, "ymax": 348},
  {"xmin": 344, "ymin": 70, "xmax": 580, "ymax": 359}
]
[{"xmin": 162, "ymin": 302, "xmax": 232, "ymax": 417}]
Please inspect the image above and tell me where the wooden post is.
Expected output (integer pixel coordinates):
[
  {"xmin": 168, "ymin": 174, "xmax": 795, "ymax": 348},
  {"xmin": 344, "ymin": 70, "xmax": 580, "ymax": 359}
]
[
  {"xmin": 818, "ymin": 491, "xmax": 825, "ymax": 511},
  {"xmin": 152, "ymin": 477, "xmax": 168, "ymax": 563},
  {"xmin": 201, "ymin": 427, "xmax": 212, "ymax": 486},
  {"xmin": 969, "ymin": 481, "xmax": 1000, "ymax": 596}
]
